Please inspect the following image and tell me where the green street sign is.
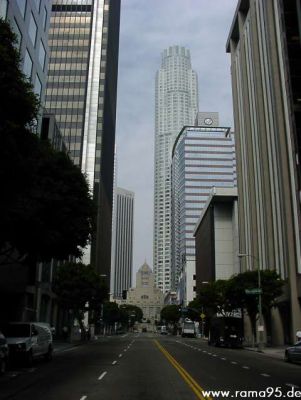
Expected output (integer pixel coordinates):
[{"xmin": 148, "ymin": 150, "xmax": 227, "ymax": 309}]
[{"xmin": 245, "ymin": 288, "xmax": 262, "ymax": 295}]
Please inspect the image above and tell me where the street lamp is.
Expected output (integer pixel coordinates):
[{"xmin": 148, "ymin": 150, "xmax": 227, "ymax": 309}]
[{"xmin": 238, "ymin": 253, "xmax": 264, "ymax": 352}]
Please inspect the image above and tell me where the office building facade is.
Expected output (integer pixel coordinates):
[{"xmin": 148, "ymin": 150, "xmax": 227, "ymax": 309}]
[
  {"xmin": 45, "ymin": 0, "xmax": 121, "ymax": 282},
  {"xmin": 227, "ymin": 0, "xmax": 301, "ymax": 343},
  {"xmin": 111, "ymin": 187, "xmax": 134, "ymax": 299},
  {"xmin": 154, "ymin": 45, "xmax": 198, "ymax": 293},
  {"xmin": 2, "ymin": 0, "xmax": 51, "ymax": 110},
  {"xmin": 171, "ymin": 124, "xmax": 236, "ymax": 304}
]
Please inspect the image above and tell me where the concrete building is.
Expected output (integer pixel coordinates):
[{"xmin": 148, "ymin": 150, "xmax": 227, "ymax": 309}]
[
  {"xmin": 1, "ymin": 0, "xmax": 51, "ymax": 118},
  {"xmin": 154, "ymin": 45, "xmax": 199, "ymax": 293},
  {"xmin": 171, "ymin": 123, "xmax": 236, "ymax": 305},
  {"xmin": 45, "ymin": 0, "xmax": 121, "ymax": 284},
  {"xmin": 193, "ymin": 187, "xmax": 239, "ymax": 290},
  {"xmin": 227, "ymin": 0, "xmax": 301, "ymax": 343},
  {"xmin": 126, "ymin": 262, "xmax": 164, "ymax": 323},
  {"xmin": 195, "ymin": 112, "xmax": 219, "ymax": 127},
  {"xmin": 111, "ymin": 187, "xmax": 134, "ymax": 299}
]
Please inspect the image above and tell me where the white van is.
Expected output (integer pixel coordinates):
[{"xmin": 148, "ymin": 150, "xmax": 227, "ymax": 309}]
[{"xmin": 2, "ymin": 322, "xmax": 53, "ymax": 365}]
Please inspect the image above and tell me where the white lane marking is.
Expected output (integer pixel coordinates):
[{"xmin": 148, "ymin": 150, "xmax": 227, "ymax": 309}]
[
  {"xmin": 231, "ymin": 361, "xmax": 237, "ymax": 365},
  {"xmin": 112, "ymin": 361, "xmax": 117, "ymax": 365},
  {"xmin": 213, "ymin": 354, "xmax": 217, "ymax": 357},
  {"xmin": 98, "ymin": 371, "xmax": 107, "ymax": 381},
  {"xmin": 221, "ymin": 357, "xmax": 226, "ymax": 360},
  {"xmin": 80, "ymin": 396, "xmax": 87, "ymax": 400},
  {"xmin": 119, "ymin": 353, "xmax": 123, "ymax": 358},
  {"xmin": 121, "ymin": 334, "xmax": 128, "ymax": 338},
  {"xmin": 242, "ymin": 366, "xmax": 250, "ymax": 369},
  {"xmin": 286, "ymin": 383, "xmax": 300, "ymax": 388},
  {"xmin": 260, "ymin": 373, "xmax": 270, "ymax": 377},
  {"xmin": 207, "ymin": 352, "xmax": 212, "ymax": 355},
  {"xmin": 55, "ymin": 346, "xmax": 77, "ymax": 353},
  {"xmin": 123, "ymin": 349, "xmax": 127, "ymax": 352}
]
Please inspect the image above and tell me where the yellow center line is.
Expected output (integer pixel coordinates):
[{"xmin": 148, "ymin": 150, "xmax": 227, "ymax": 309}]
[{"xmin": 154, "ymin": 339, "xmax": 212, "ymax": 400}]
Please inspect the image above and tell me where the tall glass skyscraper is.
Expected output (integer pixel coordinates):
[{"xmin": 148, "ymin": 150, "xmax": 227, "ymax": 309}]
[
  {"xmin": 171, "ymin": 123, "xmax": 236, "ymax": 304},
  {"xmin": 110, "ymin": 187, "xmax": 134, "ymax": 299},
  {"xmin": 154, "ymin": 46, "xmax": 198, "ymax": 292},
  {"xmin": 45, "ymin": 0, "xmax": 120, "ymax": 281}
]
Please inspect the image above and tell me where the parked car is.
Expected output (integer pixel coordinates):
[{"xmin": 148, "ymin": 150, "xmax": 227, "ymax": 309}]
[
  {"xmin": 0, "ymin": 330, "xmax": 9, "ymax": 374},
  {"xmin": 1, "ymin": 322, "xmax": 53, "ymax": 366},
  {"xmin": 285, "ymin": 341, "xmax": 301, "ymax": 363}
]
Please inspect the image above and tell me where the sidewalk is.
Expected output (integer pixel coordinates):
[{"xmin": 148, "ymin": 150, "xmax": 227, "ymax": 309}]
[{"xmin": 244, "ymin": 345, "xmax": 287, "ymax": 360}]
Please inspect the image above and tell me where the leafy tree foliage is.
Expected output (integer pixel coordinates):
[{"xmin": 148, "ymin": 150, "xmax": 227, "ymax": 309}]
[
  {"xmin": 0, "ymin": 19, "xmax": 95, "ymax": 264},
  {"xmin": 160, "ymin": 305, "xmax": 181, "ymax": 323},
  {"xmin": 53, "ymin": 262, "xmax": 108, "ymax": 333},
  {"xmin": 119, "ymin": 304, "xmax": 143, "ymax": 324},
  {"xmin": 192, "ymin": 270, "xmax": 284, "ymax": 341},
  {"xmin": 227, "ymin": 270, "xmax": 284, "ymax": 339}
]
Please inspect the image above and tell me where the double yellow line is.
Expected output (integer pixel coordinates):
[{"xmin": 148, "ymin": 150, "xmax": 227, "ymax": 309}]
[{"xmin": 154, "ymin": 340, "xmax": 212, "ymax": 400}]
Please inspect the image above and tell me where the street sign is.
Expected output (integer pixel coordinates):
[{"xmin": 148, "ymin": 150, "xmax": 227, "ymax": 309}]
[
  {"xmin": 245, "ymin": 288, "xmax": 262, "ymax": 295},
  {"xmin": 200, "ymin": 313, "xmax": 206, "ymax": 319}
]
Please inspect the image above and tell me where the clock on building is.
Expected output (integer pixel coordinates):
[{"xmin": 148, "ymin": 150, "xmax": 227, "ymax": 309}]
[{"xmin": 204, "ymin": 117, "xmax": 213, "ymax": 125}]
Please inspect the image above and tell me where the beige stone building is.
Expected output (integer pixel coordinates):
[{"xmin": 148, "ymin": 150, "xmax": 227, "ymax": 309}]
[{"xmin": 126, "ymin": 262, "xmax": 164, "ymax": 323}]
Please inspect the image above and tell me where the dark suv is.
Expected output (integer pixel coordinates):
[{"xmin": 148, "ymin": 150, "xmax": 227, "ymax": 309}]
[{"xmin": 0, "ymin": 330, "xmax": 9, "ymax": 374}]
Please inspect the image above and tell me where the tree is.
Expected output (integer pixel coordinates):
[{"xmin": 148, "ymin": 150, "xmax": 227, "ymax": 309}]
[
  {"xmin": 227, "ymin": 270, "xmax": 284, "ymax": 341},
  {"xmin": 160, "ymin": 305, "xmax": 181, "ymax": 323},
  {"xmin": 53, "ymin": 262, "xmax": 108, "ymax": 337},
  {"xmin": 0, "ymin": 19, "xmax": 96, "ymax": 265},
  {"xmin": 119, "ymin": 304, "xmax": 143, "ymax": 326}
]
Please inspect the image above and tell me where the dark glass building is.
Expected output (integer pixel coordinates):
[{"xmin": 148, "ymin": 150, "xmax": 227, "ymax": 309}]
[{"xmin": 45, "ymin": 0, "xmax": 121, "ymax": 281}]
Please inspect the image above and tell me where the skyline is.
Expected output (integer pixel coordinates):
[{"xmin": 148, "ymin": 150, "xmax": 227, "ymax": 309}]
[{"xmin": 115, "ymin": 0, "xmax": 238, "ymax": 275}]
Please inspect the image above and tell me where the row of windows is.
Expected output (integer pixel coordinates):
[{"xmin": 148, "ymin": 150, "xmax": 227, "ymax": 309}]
[
  {"xmin": 48, "ymin": 63, "xmax": 87, "ymax": 71},
  {"xmin": 46, "ymin": 88, "xmax": 85, "ymax": 96},
  {"xmin": 47, "ymin": 75, "xmax": 87, "ymax": 83},
  {"xmin": 49, "ymin": 50, "xmax": 89, "ymax": 58},
  {"xmin": 49, "ymin": 39, "xmax": 89, "ymax": 46}
]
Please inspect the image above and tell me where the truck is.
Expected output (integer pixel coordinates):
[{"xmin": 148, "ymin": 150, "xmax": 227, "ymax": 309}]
[
  {"xmin": 181, "ymin": 320, "xmax": 196, "ymax": 338},
  {"xmin": 208, "ymin": 311, "xmax": 243, "ymax": 348}
]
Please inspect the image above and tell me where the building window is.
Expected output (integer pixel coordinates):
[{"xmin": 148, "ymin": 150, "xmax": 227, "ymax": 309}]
[
  {"xmin": 12, "ymin": 18, "xmax": 22, "ymax": 49},
  {"xmin": 42, "ymin": 6, "xmax": 47, "ymax": 30},
  {"xmin": 39, "ymin": 40, "xmax": 46, "ymax": 70},
  {"xmin": 0, "ymin": 0, "xmax": 8, "ymax": 19},
  {"xmin": 16, "ymin": 0, "xmax": 26, "ymax": 18},
  {"xmin": 34, "ymin": 0, "xmax": 41, "ymax": 12},
  {"xmin": 34, "ymin": 74, "xmax": 42, "ymax": 98},
  {"xmin": 29, "ymin": 12, "xmax": 37, "ymax": 46},
  {"xmin": 23, "ymin": 49, "xmax": 32, "ymax": 79}
]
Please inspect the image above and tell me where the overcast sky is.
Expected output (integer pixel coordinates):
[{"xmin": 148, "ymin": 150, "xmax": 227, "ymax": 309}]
[{"xmin": 115, "ymin": 0, "xmax": 238, "ymax": 277}]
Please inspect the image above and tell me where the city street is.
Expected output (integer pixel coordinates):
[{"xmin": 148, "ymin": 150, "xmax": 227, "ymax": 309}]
[{"xmin": 0, "ymin": 333, "xmax": 300, "ymax": 400}]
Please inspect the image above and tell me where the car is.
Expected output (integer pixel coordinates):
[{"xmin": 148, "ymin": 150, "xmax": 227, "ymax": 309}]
[
  {"xmin": 0, "ymin": 330, "xmax": 9, "ymax": 374},
  {"xmin": 1, "ymin": 322, "xmax": 53, "ymax": 366},
  {"xmin": 285, "ymin": 341, "xmax": 301, "ymax": 363}
]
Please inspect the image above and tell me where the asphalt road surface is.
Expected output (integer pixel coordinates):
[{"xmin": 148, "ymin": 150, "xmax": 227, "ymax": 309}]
[{"xmin": 0, "ymin": 333, "xmax": 300, "ymax": 400}]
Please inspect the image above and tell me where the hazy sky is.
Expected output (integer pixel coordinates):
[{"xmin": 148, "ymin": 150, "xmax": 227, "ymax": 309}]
[{"xmin": 115, "ymin": 0, "xmax": 238, "ymax": 276}]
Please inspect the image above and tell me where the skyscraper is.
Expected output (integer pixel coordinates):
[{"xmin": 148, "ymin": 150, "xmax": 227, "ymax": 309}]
[
  {"xmin": 227, "ymin": 0, "xmax": 301, "ymax": 343},
  {"xmin": 110, "ymin": 187, "xmax": 134, "ymax": 299},
  {"xmin": 2, "ymin": 0, "xmax": 51, "ymax": 113},
  {"xmin": 171, "ymin": 121, "xmax": 236, "ymax": 304},
  {"xmin": 154, "ymin": 46, "xmax": 198, "ymax": 293},
  {"xmin": 45, "ymin": 0, "xmax": 121, "ymax": 283}
]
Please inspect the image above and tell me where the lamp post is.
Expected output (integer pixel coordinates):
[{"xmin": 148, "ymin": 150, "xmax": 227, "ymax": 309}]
[{"xmin": 238, "ymin": 253, "xmax": 264, "ymax": 352}]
